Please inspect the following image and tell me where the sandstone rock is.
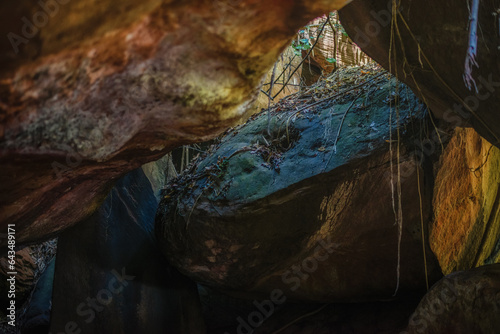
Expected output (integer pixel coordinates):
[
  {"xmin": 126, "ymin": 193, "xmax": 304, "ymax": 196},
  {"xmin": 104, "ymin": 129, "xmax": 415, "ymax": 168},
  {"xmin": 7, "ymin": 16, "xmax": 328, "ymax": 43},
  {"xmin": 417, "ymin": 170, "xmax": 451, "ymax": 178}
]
[
  {"xmin": 156, "ymin": 68, "xmax": 441, "ymax": 302},
  {"xmin": 0, "ymin": 0, "xmax": 350, "ymax": 248},
  {"xmin": 50, "ymin": 167, "xmax": 206, "ymax": 333},
  {"xmin": 404, "ymin": 264, "xmax": 500, "ymax": 334},
  {"xmin": 431, "ymin": 127, "xmax": 500, "ymax": 275},
  {"xmin": 339, "ymin": 0, "xmax": 500, "ymax": 148},
  {"xmin": 299, "ymin": 15, "xmax": 370, "ymax": 85}
]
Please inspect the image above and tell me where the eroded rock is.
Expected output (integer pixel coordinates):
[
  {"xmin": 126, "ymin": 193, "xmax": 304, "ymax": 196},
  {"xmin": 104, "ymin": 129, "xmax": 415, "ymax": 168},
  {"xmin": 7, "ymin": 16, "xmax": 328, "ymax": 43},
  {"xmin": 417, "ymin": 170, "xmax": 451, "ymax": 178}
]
[
  {"xmin": 155, "ymin": 68, "xmax": 441, "ymax": 302},
  {"xmin": 431, "ymin": 127, "xmax": 500, "ymax": 275},
  {"xmin": 0, "ymin": 0, "xmax": 351, "ymax": 247},
  {"xmin": 404, "ymin": 264, "xmax": 500, "ymax": 334}
]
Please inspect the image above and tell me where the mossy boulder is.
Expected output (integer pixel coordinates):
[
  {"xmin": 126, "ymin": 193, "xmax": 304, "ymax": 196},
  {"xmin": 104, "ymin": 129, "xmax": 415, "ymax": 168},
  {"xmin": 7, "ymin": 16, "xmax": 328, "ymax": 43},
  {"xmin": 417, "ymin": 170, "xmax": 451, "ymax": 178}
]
[{"xmin": 156, "ymin": 68, "xmax": 441, "ymax": 302}]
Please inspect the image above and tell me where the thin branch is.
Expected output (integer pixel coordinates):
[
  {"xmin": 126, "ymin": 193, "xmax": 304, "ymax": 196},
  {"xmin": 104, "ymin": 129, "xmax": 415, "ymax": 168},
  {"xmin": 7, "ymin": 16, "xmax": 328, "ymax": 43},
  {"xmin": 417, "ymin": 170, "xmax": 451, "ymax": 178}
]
[
  {"xmin": 272, "ymin": 54, "xmax": 298, "ymax": 86},
  {"xmin": 271, "ymin": 304, "xmax": 330, "ymax": 334},
  {"xmin": 272, "ymin": 19, "xmax": 329, "ymax": 99},
  {"xmin": 323, "ymin": 88, "xmax": 374, "ymax": 172},
  {"xmin": 333, "ymin": 97, "xmax": 357, "ymax": 153},
  {"xmin": 293, "ymin": 72, "xmax": 386, "ymax": 116},
  {"xmin": 267, "ymin": 62, "xmax": 278, "ymax": 135},
  {"xmin": 260, "ymin": 89, "xmax": 273, "ymax": 100},
  {"xmin": 326, "ymin": 15, "xmax": 338, "ymax": 70}
]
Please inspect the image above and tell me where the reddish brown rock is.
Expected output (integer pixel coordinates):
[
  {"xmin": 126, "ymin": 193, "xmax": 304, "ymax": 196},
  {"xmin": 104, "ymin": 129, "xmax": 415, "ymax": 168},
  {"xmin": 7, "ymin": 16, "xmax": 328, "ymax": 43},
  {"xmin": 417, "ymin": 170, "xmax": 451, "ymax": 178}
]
[
  {"xmin": 431, "ymin": 127, "xmax": 500, "ymax": 274},
  {"xmin": 0, "ymin": 0, "xmax": 351, "ymax": 247}
]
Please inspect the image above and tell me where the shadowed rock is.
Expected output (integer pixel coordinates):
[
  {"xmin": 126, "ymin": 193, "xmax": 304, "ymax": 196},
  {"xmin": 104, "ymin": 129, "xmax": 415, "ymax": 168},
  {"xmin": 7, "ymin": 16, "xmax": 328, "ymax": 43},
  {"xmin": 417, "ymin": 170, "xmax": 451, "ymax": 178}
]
[
  {"xmin": 22, "ymin": 258, "xmax": 55, "ymax": 334},
  {"xmin": 50, "ymin": 167, "xmax": 205, "ymax": 334},
  {"xmin": 339, "ymin": 0, "xmax": 500, "ymax": 148},
  {"xmin": 156, "ymin": 69, "xmax": 441, "ymax": 302},
  {"xmin": 404, "ymin": 264, "xmax": 500, "ymax": 334}
]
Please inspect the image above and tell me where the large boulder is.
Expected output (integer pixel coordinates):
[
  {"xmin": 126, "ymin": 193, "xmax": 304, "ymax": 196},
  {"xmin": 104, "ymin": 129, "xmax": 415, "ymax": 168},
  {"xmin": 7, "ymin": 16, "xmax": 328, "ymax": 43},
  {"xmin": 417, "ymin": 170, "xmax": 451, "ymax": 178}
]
[
  {"xmin": 0, "ymin": 0, "xmax": 350, "ymax": 248},
  {"xmin": 339, "ymin": 0, "xmax": 500, "ymax": 148},
  {"xmin": 50, "ymin": 166, "xmax": 206, "ymax": 334},
  {"xmin": 403, "ymin": 264, "xmax": 500, "ymax": 334},
  {"xmin": 156, "ymin": 67, "xmax": 441, "ymax": 302},
  {"xmin": 431, "ymin": 127, "xmax": 500, "ymax": 275}
]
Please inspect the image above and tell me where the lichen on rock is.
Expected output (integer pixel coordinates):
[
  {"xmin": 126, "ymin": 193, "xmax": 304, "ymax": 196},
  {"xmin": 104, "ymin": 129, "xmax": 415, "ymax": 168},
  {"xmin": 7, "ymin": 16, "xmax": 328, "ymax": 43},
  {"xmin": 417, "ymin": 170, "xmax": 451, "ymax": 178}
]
[{"xmin": 155, "ymin": 66, "xmax": 441, "ymax": 302}]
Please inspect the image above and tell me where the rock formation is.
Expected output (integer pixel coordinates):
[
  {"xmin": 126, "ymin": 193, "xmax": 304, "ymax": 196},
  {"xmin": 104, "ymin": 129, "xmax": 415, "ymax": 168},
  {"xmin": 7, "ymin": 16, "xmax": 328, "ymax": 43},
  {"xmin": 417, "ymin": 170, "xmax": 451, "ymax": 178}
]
[
  {"xmin": 0, "ymin": 0, "xmax": 350, "ymax": 247},
  {"xmin": 0, "ymin": 239, "xmax": 56, "ymax": 331},
  {"xmin": 404, "ymin": 264, "xmax": 500, "ymax": 334},
  {"xmin": 431, "ymin": 127, "xmax": 500, "ymax": 275},
  {"xmin": 50, "ymin": 165, "xmax": 205, "ymax": 334},
  {"xmin": 339, "ymin": 0, "xmax": 500, "ymax": 147},
  {"xmin": 200, "ymin": 284, "xmax": 422, "ymax": 333},
  {"xmin": 155, "ymin": 67, "xmax": 441, "ymax": 302},
  {"xmin": 1, "ymin": 0, "xmax": 500, "ymax": 331}
]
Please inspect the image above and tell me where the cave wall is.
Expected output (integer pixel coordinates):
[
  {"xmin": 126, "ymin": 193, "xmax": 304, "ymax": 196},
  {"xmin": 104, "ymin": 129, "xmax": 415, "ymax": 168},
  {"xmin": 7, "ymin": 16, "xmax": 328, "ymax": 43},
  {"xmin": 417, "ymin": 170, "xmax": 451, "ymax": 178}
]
[
  {"xmin": 339, "ymin": 0, "xmax": 500, "ymax": 147},
  {"xmin": 0, "ymin": 0, "xmax": 352, "ymax": 247},
  {"xmin": 338, "ymin": 0, "xmax": 500, "ymax": 274}
]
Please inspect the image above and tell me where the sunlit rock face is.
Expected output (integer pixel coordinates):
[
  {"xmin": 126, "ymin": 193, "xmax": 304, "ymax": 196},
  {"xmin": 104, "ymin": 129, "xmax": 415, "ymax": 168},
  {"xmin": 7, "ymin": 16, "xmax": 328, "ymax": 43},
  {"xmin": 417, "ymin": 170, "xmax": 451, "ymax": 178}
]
[
  {"xmin": 0, "ymin": 0, "xmax": 352, "ymax": 247},
  {"xmin": 339, "ymin": 0, "xmax": 500, "ymax": 148},
  {"xmin": 155, "ymin": 71, "xmax": 441, "ymax": 302},
  {"xmin": 431, "ymin": 127, "xmax": 500, "ymax": 275}
]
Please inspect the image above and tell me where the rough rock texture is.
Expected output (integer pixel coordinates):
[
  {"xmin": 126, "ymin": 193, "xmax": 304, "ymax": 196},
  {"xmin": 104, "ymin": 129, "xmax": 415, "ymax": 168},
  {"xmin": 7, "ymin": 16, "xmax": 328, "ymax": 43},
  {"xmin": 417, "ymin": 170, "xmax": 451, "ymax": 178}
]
[
  {"xmin": 0, "ymin": 248, "xmax": 36, "ymax": 310},
  {"xmin": 0, "ymin": 0, "xmax": 351, "ymax": 247},
  {"xmin": 156, "ymin": 68, "xmax": 441, "ymax": 302},
  {"xmin": 0, "ymin": 239, "xmax": 56, "ymax": 331},
  {"xmin": 339, "ymin": 0, "xmax": 500, "ymax": 148},
  {"xmin": 431, "ymin": 127, "xmax": 500, "ymax": 275},
  {"xmin": 403, "ymin": 264, "xmax": 500, "ymax": 334},
  {"xmin": 50, "ymin": 167, "xmax": 205, "ymax": 333}
]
